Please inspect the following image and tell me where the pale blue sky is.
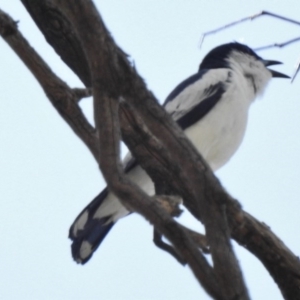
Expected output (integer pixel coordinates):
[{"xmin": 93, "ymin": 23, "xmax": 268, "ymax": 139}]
[{"xmin": 1, "ymin": 1, "xmax": 300, "ymax": 299}]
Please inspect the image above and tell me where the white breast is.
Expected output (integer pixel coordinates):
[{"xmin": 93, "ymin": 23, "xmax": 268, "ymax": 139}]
[{"xmin": 184, "ymin": 72, "xmax": 254, "ymax": 171}]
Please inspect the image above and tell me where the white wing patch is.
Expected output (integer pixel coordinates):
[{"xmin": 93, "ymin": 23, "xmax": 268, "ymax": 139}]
[
  {"xmin": 165, "ymin": 69, "xmax": 229, "ymax": 121},
  {"xmin": 72, "ymin": 211, "xmax": 88, "ymax": 237}
]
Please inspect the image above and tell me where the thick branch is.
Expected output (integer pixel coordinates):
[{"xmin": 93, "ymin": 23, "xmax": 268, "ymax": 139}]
[
  {"xmin": 21, "ymin": 0, "xmax": 92, "ymax": 87},
  {"xmin": 228, "ymin": 203, "xmax": 300, "ymax": 300}
]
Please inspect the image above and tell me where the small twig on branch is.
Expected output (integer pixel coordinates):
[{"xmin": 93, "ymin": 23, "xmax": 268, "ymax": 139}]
[
  {"xmin": 200, "ymin": 10, "xmax": 300, "ymax": 48},
  {"xmin": 254, "ymin": 36, "xmax": 300, "ymax": 51},
  {"xmin": 184, "ymin": 227, "xmax": 209, "ymax": 254},
  {"xmin": 0, "ymin": 9, "xmax": 98, "ymax": 160},
  {"xmin": 153, "ymin": 195, "xmax": 183, "ymax": 217},
  {"xmin": 153, "ymin": 229, "xmax": 186, "ymax": 265},
  {"xmin": 152, "ymin": 184, "xmax": 185, "ymax": 264},
  {"xmin": 73, "ymin": 87, "xmax": 93, "ymax": 102}
]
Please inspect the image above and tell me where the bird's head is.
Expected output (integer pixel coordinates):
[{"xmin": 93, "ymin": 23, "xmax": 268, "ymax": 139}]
[{"xmin": 199, "ymin": 42, "xmax": 289, "ymax": 95}]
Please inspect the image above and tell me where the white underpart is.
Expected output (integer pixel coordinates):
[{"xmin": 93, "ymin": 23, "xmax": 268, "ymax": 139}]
[
  {"xmin": 94, "ymin": 165, "xmax": 154, "ymax": 222},
  {"xmin": 77, "ymin": 50, "xmax": 273, "ymax": 230}
]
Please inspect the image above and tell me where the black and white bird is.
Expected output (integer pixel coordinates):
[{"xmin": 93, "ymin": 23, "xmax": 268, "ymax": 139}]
[{"xmin": 69, "ymin": 42, "xmax": 289, "ymax": 264}]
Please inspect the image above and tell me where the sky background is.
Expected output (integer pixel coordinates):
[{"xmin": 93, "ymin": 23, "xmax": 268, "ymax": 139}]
[{"xmin": 1, "ymin": 1, "xmax": 300, "ymax": 299}]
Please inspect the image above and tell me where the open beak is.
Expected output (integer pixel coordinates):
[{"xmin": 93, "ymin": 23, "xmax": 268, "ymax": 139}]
[{"xmin": 262, "ymin": 59, "xmax": 290, "ymax": 78}]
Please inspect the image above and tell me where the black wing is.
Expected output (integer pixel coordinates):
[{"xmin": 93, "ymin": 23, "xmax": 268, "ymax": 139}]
[{"xmin": 164, "ymin": 69, "xmax": 230, "ymax": 130}]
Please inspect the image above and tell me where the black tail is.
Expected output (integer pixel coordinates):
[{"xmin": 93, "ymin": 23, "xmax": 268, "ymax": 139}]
[{"xmin": 69, "ymin": 188, "xmax": 115, "ymax": 264}]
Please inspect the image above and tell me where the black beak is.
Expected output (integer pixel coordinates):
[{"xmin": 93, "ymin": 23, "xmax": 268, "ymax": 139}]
[
  {"xmin": 262, "ymin": 59, "xmax": 290, "ymax": 78},
  {"xmin": 269, "ymin": 69, "xmax": 290, "ymax": 78},
  {"xmin": 263, "ymin": 60, "xmax": 283, "ymax": 67}
]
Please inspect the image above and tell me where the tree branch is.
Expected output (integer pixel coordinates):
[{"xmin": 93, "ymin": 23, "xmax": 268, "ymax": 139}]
[{"xmin": 0, "ymin": 8, "xmax": 98, "ymax": 160}]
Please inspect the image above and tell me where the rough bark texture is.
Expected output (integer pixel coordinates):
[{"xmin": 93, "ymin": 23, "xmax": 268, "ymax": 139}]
[{"xmin": 1, "ymin": 2, "xmax": 300, "ymax": 299}]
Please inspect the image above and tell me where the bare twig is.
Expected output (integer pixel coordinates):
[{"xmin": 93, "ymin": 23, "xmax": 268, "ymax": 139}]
[
  {"xmin": 153, "ymin": 229, "xmax": 186, "ymax": 265},
  {"xmin": 254, "ymin": 36, "xmax": 300, "ymax": 51},
  {"xmin": 153, "ymin": 195, "xmax": 183, "ymax": 217},
  {"xmin": 183, "ymin": 226, "xmax": 209, "ymax": 253},
  {"xmin": 200, "ymin": 11, "xmax": 264, "ymax": 48},
  {"xmin": 73, "ymin": 87, "xmax": 93, "ymax": 102},
  {"xmin": 200, "ymin": 10, "xmax": 300, "ymax": 48}
]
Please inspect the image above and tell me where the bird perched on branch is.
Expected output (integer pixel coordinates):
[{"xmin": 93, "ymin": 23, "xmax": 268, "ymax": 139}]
[{"xmin": 69, "ymin": 42, "xmax": 289, "ymax": 264}]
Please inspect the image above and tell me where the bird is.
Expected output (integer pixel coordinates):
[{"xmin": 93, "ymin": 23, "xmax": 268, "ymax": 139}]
[{"xmin": 69, "ymin": 42, "xmax": 289, "ymax": 264}]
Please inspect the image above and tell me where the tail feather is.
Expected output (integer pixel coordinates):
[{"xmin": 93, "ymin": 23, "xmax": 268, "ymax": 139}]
[
  {"xmin": 69, "ymin": 188, "xmax": 118, "ymax": 264},
  {"xmin": 69, "ymin": 162, "xmax": 147, "ymax": 264},
  {"xmin": 71, "ymin": 217, "xmax": 114, "ymax": 264},
  {"xmin": 69, "ymin": 188, "xmax": 109, "ymax": 240}
]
